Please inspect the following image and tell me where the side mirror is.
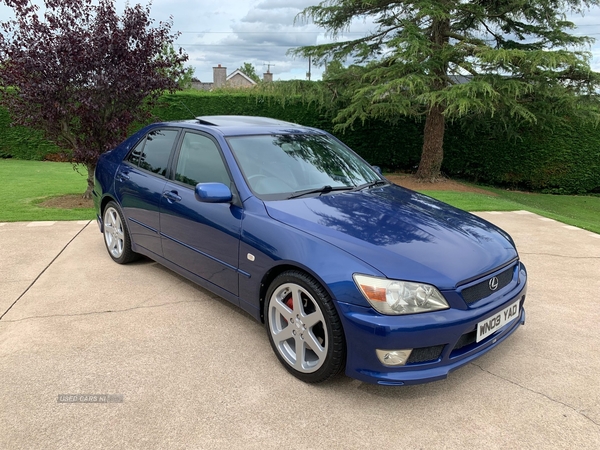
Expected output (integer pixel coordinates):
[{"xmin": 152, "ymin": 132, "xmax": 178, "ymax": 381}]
[
  {"xmin": 194, "ymin": 182, "xmax": 233, "ymax": 203},
  {"xmin": 372, "ymin": 165, "xmax": 383, "ymax": 175}
]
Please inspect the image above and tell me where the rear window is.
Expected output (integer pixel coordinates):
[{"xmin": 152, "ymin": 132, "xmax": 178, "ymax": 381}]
[{"xmin": 127, "ymin": 129, "xmax": 179, "ymax": 176}]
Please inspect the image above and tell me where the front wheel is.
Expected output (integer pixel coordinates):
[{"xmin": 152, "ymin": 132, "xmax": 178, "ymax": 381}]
[
  {"xmin": 265, "ymin": 271, "xmax": 346, "ymax": 383},
  {"xmin": 103, "ymin": 201, "xmax": 138, "ymax": 264}
]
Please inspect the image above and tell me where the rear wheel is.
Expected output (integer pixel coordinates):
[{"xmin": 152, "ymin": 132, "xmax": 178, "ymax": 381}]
[
  {"xmin": 265, "ymin": 270, "xmax": 346, "ymax": 383},
  {"xmin": 103, "ymin": 201, "xmax": 138, "ymax": 264}
]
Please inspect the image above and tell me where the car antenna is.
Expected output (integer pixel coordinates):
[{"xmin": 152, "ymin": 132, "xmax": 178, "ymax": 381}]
[{"xmin": 179, "ymin": 101, "xmax": 197, "ymax": 119}]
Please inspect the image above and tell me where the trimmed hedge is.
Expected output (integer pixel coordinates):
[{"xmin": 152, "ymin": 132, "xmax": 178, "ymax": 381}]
[
  {"xmin": 444, "ymin": 120, "xmax": 600, "ymax": 194},
  {"xmin": 0, "ymin": 106, "xmax": 62, "ymax": 160},
  {"xmin": 1, "ymin": 89, "xmax": 599, "ymax": 194},
  {"xmin": 151, "ymin": 91, "xmax": 425, "ymax": 170}
]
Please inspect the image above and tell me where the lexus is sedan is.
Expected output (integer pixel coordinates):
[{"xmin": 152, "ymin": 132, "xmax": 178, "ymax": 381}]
[{"xmin": 93, "ymin": 115, "xmax": 527, "ymax": 385}]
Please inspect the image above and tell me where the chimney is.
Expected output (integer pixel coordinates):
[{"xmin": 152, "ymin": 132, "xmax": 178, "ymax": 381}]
[
  {"xmin": 213, "ymin": 64, "xmax": 227, "ymax": 88},
  {"xmin": 263, "ymin": 71, "xmax": 273, "ymax": 83}
]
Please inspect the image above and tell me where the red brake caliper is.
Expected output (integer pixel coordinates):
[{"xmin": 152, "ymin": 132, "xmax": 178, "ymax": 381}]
[{"xmin": 283, "ymin": 295, "xmax": 293, "ymax": 325}]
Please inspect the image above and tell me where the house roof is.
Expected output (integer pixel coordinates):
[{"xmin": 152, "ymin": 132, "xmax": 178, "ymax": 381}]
[{"xmin": 226, "ymin": 69, "xmax": 257, "ymax": 85}]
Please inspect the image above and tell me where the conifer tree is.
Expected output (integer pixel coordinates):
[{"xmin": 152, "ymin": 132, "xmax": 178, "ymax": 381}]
[{"xmin": 292, "ymin": 0, "xmax": 600, "ymax": 179}]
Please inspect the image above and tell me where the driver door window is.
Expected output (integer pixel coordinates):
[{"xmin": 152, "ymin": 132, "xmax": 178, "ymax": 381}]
[{"xmin": 175, "ymin": 133, "xmax": 230, "ymax": 187}]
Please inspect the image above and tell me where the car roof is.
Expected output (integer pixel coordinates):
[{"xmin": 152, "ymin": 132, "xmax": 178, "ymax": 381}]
[
  {"xmin": 194, "ymin": 116, "xmax": 298, "ymax": 127},
  {"xmin": 175, "ymin": 115, "xmax": 323, "ymax": 137}
]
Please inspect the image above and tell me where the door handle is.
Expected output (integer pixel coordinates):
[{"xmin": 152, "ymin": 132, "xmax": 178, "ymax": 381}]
[
  {"xmin": 116, "ymin": 171, "xmax": 130, "ymax": 182},
  {"xmin": 163, "ymin": 191, "xmax": 182, "ymax": 203}
]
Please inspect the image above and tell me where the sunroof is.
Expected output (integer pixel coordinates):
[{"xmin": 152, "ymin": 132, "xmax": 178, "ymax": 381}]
[{"xmin": 195, "ymin": 116, "xmax": 298, "ymax": 127}]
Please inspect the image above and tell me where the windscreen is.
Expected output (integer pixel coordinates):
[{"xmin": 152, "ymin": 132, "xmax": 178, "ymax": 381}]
[{"xmin": 227, "ymin": 134, "xmax": 381, "ymax": 200}]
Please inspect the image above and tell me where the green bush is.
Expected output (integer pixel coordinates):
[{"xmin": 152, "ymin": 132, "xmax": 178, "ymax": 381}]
[
  {"xmin": 148, "ymin": 90, "xmax": 425, "ymax": 171},
  {"xmin": 0, "ymin": 107, "xmax": 62, "ymax": 160},
  {"xmin": 443, "ymin": 120, "xmax": 600, "ymax": 194},
  {"xmin": 1, "ymin": 89, "xmax": 599, "ymax": 194}
]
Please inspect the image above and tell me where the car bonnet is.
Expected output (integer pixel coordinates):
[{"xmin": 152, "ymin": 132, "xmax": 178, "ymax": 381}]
[{"xmin": 263, "ymin": 184, "xmax": 518, "ymax": 290}]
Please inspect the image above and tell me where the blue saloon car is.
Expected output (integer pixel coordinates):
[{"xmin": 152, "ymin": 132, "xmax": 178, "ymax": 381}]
[{"xmin": 93, "ymin": 116, "xmax": 527, "ymax": 385}]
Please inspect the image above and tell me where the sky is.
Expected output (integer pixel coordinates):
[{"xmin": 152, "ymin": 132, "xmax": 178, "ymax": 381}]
[{"xmin": 1, "ymin": 0, "xmax": 599, "ymax": 82}]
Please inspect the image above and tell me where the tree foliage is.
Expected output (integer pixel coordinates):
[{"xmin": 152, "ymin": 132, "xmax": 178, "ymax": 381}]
[
  {"xmin": 0, "ymin": 0, "xmax": 188, "ymax": 196},
  {"xmin": 291, "ymin": 0, "xmax": 600, "ymax": 180},
  {"xmin": 238, "ymin": 62, "xmax": 260, "ymax": 83},
  {"xmin": 161, "ymin": 44, "xmax": 195, "ymax": 89}
]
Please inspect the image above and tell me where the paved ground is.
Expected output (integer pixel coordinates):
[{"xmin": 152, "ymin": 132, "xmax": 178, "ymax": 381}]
[{"xmin": 0, "ymin": 212, "xmax": 599, "ymax": 449}]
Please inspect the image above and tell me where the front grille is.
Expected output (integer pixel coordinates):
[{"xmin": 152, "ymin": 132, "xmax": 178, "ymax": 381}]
[
  {"xmin": 407, "ymin": 345, "xmax": 444, "ymax": 364},
  {"xmin": 461, "ymin": 266, "xmax": 514, "ymax": 305}
]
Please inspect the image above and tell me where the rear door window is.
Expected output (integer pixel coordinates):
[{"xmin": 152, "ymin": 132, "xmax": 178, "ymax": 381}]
[{"xmin": 127, "ymin": 129, "xmax": 179, "ymax": 177}]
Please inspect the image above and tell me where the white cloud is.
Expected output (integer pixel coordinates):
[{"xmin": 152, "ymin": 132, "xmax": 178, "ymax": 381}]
[
  {"xmin": 173, "ymin": 0, "xmax": 326, "ymax": 81},
  {"xmin": 568, "ymin": 8, "xmax": 600, "ymax": 70},
  {"xmin": 1, "ymin": 1, "xmax": 599, "ymax": 79}
]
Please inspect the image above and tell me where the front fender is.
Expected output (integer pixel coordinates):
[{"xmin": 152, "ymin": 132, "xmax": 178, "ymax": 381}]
[{"xmin": 237, "ymin": 197, "xmax": 383, "ymax": 319}]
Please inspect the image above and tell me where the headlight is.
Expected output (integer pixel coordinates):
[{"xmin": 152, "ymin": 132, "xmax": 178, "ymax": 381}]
[{"xmin": 353, "ymin": 274, "xmax": 449, "ymax": 315}]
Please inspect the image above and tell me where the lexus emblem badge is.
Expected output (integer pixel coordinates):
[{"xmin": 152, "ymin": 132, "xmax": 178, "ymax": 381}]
[{"xmin": 489, "ymin": 277, "xmax": 499, "ymax": 291}]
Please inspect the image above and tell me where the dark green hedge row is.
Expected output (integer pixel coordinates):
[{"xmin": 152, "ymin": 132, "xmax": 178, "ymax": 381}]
[
  {"xmin": 151, "ymin": 91, "xmax": 425, "ymax": 170},
  {"xmin": 151, "ymin": 91, "xmax": 600, "ymax": 194},
  {"xmin": 0, "ymin": 106, "xmax": 62, "ymax": 160},
  {"xmin": 444, "ymin": 120, "xmax": 600, "ymax": 194},
  {"xmin": 1, "ymin": 90, "xmax": 599, "ymax": 194}
]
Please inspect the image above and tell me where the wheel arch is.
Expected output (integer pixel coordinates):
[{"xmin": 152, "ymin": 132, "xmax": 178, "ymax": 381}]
[
  {"xmin": 100, "ymin": 194, "xmax": 117, "ymax": 215},
  {"xmin": 258, "ymin": 262, "xmax": 336, "ymax": 324},
  {"xmin": 98, "ymin": 194, "xmax": 120, "ymax": 234}
]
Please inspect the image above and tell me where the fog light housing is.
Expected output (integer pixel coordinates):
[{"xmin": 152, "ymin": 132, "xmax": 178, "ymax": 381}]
[{"xmin": 376, "ymin": 349, "xmax": 412, "ymax": 366}]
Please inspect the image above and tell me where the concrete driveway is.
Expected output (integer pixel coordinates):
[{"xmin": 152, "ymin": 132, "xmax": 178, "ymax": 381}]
[{"xmin": 0, "ymin": 212, "xmax": 599, "ymax": 449}]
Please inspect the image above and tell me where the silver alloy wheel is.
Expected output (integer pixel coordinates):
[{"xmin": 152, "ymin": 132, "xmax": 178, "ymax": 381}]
[
  {"xmin": 268, "ymin": 282, "xmax": 328, "ymax": 373},
  {"xmin": 103, "ymin": 206, "xmax": 125, "ymax": 259}
]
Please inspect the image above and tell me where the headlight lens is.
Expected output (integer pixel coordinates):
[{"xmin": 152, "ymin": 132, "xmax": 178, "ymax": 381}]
[{"xmin": 353, "ymin": 274, "xmax": 449, "ymax": 315}]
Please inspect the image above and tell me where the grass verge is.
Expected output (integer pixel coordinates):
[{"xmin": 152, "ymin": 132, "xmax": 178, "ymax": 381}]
[
  {"xmin": 422, "ymin": 189, "xmax": 600, "ymax": 234},
  {"xmin": 0, "ymin": 160, "xmax": 94, "ymax": 221},
  {"xmin": 1, "ymin": 160, "xmax": 598, "ymax": 236}
]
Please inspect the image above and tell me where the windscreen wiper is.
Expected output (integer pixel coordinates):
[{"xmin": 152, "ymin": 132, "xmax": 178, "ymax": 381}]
[
  {"xmin": 287, "ymin": 185, "xmax": 354, "ymax": 199},
  {"xmin": 351, "ymin": 180, "xmax": 389, "ymax": 191}
]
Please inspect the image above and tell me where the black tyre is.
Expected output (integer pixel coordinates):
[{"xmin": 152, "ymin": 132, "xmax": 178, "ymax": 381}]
[
  {"xmin": 102, "ymin": 201, "xmax": 138, "ymax": 264},
  {"xmin": 265, "ymin": 270, "xmax": 346, "ymax": 383}
]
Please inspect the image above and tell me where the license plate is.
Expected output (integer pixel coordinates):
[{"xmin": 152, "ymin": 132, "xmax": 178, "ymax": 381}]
[{"xmin": 476, "ymin": 300, "xmax": 520, "ymax": 343}]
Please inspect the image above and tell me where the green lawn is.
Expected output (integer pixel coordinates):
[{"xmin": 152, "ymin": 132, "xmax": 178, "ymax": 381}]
[
  {"xmin": 0, "ymin": 160, "xmax": 95, "ymax": 221},
  {"xmin": 423, "ymin": 189, "xmax": 600, "ymax": 234},
  {"xmin": 1, "ymin": 160, "xmax": 598, "ymax": 235},
  {"xmin": 420, "ymin": 191, "xmax": 524, "ymax": 213}
]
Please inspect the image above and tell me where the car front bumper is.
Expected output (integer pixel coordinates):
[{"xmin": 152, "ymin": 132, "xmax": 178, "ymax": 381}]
[{"xmin": 338, "ymin": 263, "xmax": 527, "ymax": 385}]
